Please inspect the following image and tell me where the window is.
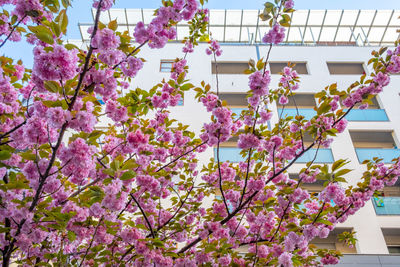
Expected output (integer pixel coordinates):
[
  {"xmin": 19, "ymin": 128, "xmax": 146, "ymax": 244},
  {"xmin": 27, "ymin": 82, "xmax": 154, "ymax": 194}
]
[
  {"xmin": 388, "ymin": 246, "xmax": 400, "ymax": 254},
  {"xmin": 382, "ymin": 228, "xmax": 400, "ymax": 253},
  {"xmin": 211, "ymin": 62, "xmax": 248, "ymax": 74},
  {"xmin": 327, "ymin": 62, "xmax": 365, "ymax": 75},
  {"xmin": 349, "ymin": 131, "xmax": 400, "ymax": 163},
  {"xmin": 160, "ymin": 60, "xmax": 174, "ymax": 72},
  {"xmin": 349, "ymin": 131, "xmax": 396, "ymax": 149},
  {"xmin": 219, "ymin": 93, "xmax": 247, "ymax": 107},
  {"xmin": 269, "ymin": 62, "xmax": 308, "ymax": 75},
  {"xmin": 276, "ymin": 93, "xmax": 316, "ymax": 109},
  {"xmin": 311, "ymin": 228, "xmax": 357, "ymax": 254}
]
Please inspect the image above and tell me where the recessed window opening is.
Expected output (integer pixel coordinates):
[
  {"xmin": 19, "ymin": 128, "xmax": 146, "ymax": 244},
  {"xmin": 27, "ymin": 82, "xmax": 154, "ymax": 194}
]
[
  {"xmin": 327, "ymin": 62, "xmax": 365, "ymax": 75},
  {"xmin": 349, "ymin": 131, "xmax": 397, "ymax": 149},
  {"xmin": 269, "ymin": 62, "xmax": 308, "ymax": 75},
  {"xmin": 219, "ymin": 93, "xmax": 248, "ymax": 107},
  {"xmin": 277, "ymin": 94, "xmax": 316, "ymax": 109},
  {"xmin": 211, "ymin": 62, "xmax": 248, "ymax": 74}
]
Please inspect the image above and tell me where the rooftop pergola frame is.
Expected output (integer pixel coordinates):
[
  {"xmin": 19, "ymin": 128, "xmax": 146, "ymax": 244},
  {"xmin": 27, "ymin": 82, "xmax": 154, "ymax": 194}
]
[{"xmin": 77, "ymin": 9, "xmax": 400, "ymax": 47}]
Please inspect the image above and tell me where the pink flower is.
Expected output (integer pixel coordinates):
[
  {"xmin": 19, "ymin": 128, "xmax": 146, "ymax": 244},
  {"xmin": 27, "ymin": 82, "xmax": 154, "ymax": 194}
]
[
  {"xmin": 46, "ymin": 107, "xmax": 70, "ymax": 129},
  {"xmin": 93, "ymin": 0, "xmax": 113, "ymax": 11},
  {"xmin": 278, "ymin": 252, "xmax": 293, "ymax": 267},
  {"xmin": 373, "ymin": 72, "xmax": 390, "ymax": 87},
  {"xmin": 334, "ymin": 119, "xmax": 347, "ymax": 133},
  {"xmin": 262, "ymin": 24, "xmax": 285, "ymax": 44},
  {"xmin": 127, "ymin": 130, "xmax": 149, "ymax": 145},
  {"xmin": 33, "ymin": 45, "xmax": 79, "ymax": 82},
  {"xmin": 248, "ymin": 71, "xmax": 271, "ymax": 97},
  {"xmin": 91, "ymin": 28, "xmax": 120, "ymax": 51},
  {"xmin": 219, "ymin": 255, "xmax": 231, "ymax": 266},
  {"xmin": 284, "ymin": 0, "xmax": 294, "ymax": 9},
  {"xmin": 238, "ymin": 133, "xmax": 260, "ymax": 150},
  {"xmin": 321, "ymin": 254, "xmax": 339, "ymax": 265},
  {"xmin": 121, "ymin": 57, "xmax": 143, "ymax": 77},
  {"xmin": 279, "ymin": 95, "xmax": 289, "ymax": 105}
]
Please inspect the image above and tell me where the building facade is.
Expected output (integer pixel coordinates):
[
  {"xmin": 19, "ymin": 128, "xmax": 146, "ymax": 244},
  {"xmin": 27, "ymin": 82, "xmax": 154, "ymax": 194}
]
[{"xmin": 71, "ymin": 8, "xmax": 400, "ymax": 266}]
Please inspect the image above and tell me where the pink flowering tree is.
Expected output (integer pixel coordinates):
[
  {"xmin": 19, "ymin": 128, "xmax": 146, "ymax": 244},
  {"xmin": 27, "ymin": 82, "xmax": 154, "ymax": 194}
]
[{"xmin": 0, "ymin": 0, "xmax": 400, "ymax": 266}]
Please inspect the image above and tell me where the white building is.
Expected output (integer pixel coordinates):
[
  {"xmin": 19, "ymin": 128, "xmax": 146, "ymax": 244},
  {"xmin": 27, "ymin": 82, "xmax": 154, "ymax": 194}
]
[{"xmin": 71, "ymin": 9, "xmax": 400, "ymax": 266}]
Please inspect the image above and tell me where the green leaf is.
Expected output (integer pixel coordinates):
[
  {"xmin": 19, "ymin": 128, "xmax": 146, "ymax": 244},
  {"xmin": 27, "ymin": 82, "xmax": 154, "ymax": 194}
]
[
  {"xmin": 181, "ymin": 83, "xmax": 194, "ymax": 91},
  {"xmin": 61, "ymin": 0, "xmax": 71, "ymax": 8},
  {"xmin": 0, "ymin": 150, "xmax": 11, "ymax": 160},
  {"xmin": 67, "ymin": 231, "xmax": 76, "ymax": 242},
  {"xmin": 59, "ymin": 9, "xmax": 68, "ymax": 34},
  {"xmin": 335, "ymin": 169, "xmax": 352, "ymax": 177},
  {"xmin": 28, "ymin": 25, "xmax": 54, "ymax": 45},
  {"xmin": 108, "ymin": 19, "xmax": 118, "ymax": 31},
  {"xmin": 332, "ymin": 159, "xmax": 347, "ymax": 172},
  {"xmin": 120, "ymin": 170, "xmax": 135, "ymax": 181},
  {"xmin": 44, "ymin": 81, "xmax": 60, "ymax": 93}
]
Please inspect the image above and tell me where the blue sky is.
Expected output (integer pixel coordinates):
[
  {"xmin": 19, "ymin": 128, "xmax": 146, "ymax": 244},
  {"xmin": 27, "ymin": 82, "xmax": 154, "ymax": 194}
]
[{"xmin": 1, "ymin": 0, "xmax": 399, "ymax": 67}]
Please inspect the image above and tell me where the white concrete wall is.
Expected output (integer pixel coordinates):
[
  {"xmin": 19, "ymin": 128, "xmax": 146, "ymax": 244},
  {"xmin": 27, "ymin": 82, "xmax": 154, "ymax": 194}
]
[{"xmin": 131, "ymin": 43, "xmax": 400, "ymax": 254}]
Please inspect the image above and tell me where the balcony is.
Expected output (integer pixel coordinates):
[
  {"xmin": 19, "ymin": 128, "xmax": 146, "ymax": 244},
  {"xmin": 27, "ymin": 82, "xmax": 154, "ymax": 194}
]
[
  {"xmin": 373, "ymin": 197, "xmax": 400, "ymax": 215},
  {"xmin": 355, "ymin": 148, "xmax": 400, "ymax": 163},
  {"xmin": 345, "ymin": 109, "xmax": 389, "ymax": 121},
  {"xmin": 214, "ymin": 147, "xmax": 334, "ymax": 163}
]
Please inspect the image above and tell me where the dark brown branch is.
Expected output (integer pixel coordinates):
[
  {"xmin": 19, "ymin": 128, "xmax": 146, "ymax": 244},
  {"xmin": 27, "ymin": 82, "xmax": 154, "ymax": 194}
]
[
  {"xmin": 156, "ymin": 141, "xmax": 206, "ymax": 172},
  {"xmin": 78, "ymin": 216, "xmax": 103, "ymax": 267},
  {"xmin": 0, "ymin": 15, "xmax": 27, "ymax": 49},
  {"xmin": 130, "ymin": 193, "xmax": 155, "ymax": 238}
]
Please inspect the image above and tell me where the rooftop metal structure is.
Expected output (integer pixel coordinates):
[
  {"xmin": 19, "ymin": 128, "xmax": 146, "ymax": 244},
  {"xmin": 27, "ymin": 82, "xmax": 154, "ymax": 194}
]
[{"xmin": 77, "ymin": 9, "xmax": 400, "ymax": 46}]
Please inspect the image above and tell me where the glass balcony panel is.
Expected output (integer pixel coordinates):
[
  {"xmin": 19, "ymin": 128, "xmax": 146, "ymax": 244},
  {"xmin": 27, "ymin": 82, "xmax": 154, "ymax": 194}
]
[
  {"xmin": 296, "ymin": 148, "xmax": 334, "ymax": 163},
  {"xmin": 278, "ymin": 108, "xmax": 316, "ymax": 120},
  {"xmin": 345, "ymin": 109, "xmax": 389, "ymax": 121},
  {"xmin": 355, "ymin": 148, "xmax": 400, "ymax": 163},
  {"xmin": 373, "ymin": 197, "xmax": 400, "ymax": 215},
  {"xmin": 214, "ymin": 147, "xmax": 244, "ymax": 163},
  {"xmin": 215, "ymin": 147, "xmax": 334, "ymax": 163}
]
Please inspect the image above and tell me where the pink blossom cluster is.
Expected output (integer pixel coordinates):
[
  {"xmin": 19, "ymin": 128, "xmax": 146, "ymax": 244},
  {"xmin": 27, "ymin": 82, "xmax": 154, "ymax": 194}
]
[
  {"xmin": 205, "ymin": 39, "xmax": 222, "ymax": 56},
  {"xmin": 284, "ymin": 0, "xmax": 294, "ymax": 9},
  {"xmin": 58, "ymin": 138, "xmax": 97, "ymax": 184},
  {"xmin": 105, "ymin": 99, "xmax": 128, "ymax": 122},
  {"xmin": 238, "ymin": 133, "xmax": 260, "ymax": 150},
  {"xmin": 121, "ymin": 57, "xmax": 143, "ymax": 78},
  {"xmin": 84, "ymin": 68, "xmax": 118, "ymax": 100},
  {"xmin": 342, "ymin": 71, "xmax": 390, "ymax": 109},
  {"xmin": 182, "ymin": 41, "xmax": 194, "ymax": 53},
  {"xmin": 262, "ymin": 24, "xmax": 286, "ymax": 44},
  {"xmin": 91, "ymin": 27, "xmax": 120, "ymax": 51},
  {"xmin": 151, "ymin": 83, "xmax": 182, "ymax": 108},
  {"xmin": 134, "ymin": 0, "xmax": 199, "ymax": 49},
  {"xmin": 280, "ymin": 66, "xmax": 299, "ymax": 90},
  {"xmin": 248, "ymin": 71, "xmax": 271, "ymax": 97},
  {"xmin": 171, "ymin": 59, "xmax": 187, "ymax": 80},
  {"xmin": 33, "ymin": 45, "xmax": 79, "ymax": 82},
  {"xmin": 200, "ymin": 104, "xmax": 242, "ymax": 146},
  {"xmin": 93, "ymin": 0, "xmax": 113, "ymax": 11}
]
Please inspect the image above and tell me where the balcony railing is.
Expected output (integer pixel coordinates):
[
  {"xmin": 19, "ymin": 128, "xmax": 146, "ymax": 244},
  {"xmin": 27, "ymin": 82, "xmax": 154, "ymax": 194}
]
[
  {"xmin": 214, "ymin": 147, "xmax": 334, "ymax": 163},
  {"xmin": 372, "ymin": 197, "xmax": 400, "ymax": 215},
  {"xmin": 277, "ymin": 108, "xmax": 389, "ymax": 122},
  {"xmin": 355, "ymin": 148, "xmax": 400, "ymax": 163}
]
